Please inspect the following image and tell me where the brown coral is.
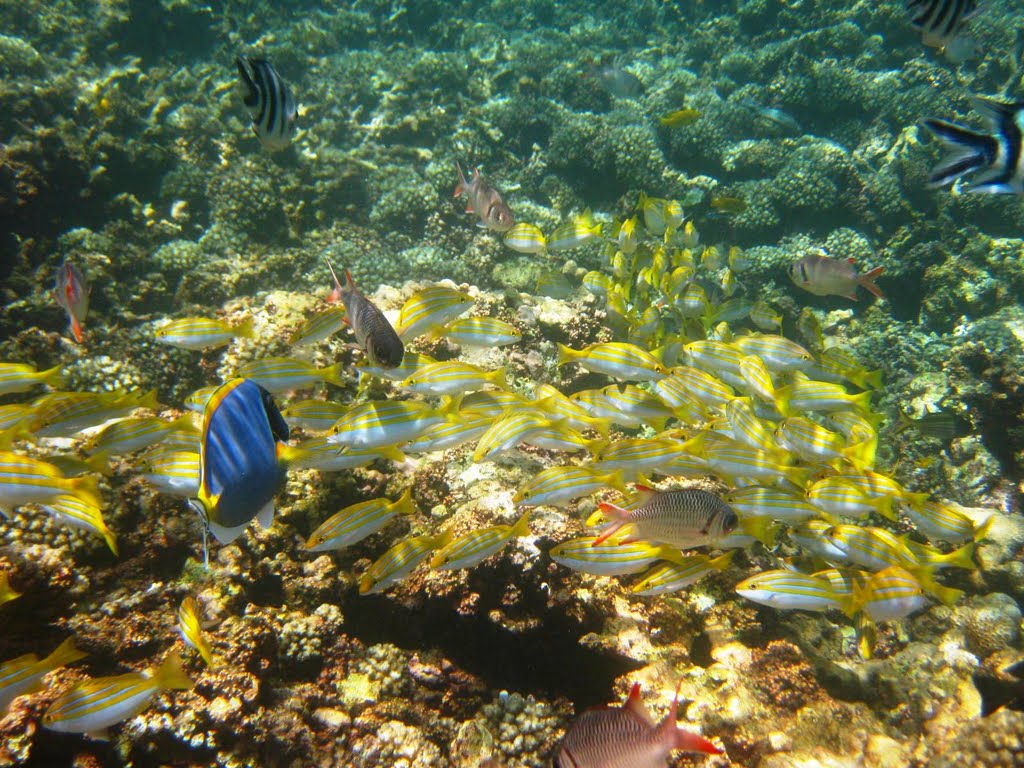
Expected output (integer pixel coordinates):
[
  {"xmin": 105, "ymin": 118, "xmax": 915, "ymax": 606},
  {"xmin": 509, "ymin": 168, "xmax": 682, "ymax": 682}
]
[{"xmin": 749, "ymin": 640, "xmax": 824, "ymax": 712}]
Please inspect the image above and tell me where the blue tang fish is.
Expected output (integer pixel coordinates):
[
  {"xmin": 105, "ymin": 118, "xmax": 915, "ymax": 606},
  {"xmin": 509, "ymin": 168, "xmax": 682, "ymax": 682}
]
[{"xmin": 192, "ymin": 378, "xmax": 289, "ymax": 547}]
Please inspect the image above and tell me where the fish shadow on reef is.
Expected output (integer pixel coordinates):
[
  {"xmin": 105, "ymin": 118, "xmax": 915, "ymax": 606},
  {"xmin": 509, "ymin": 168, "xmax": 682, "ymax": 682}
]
[{"xmin": 343, "ymin": 564, "xmax": 643, "ymax": 711}]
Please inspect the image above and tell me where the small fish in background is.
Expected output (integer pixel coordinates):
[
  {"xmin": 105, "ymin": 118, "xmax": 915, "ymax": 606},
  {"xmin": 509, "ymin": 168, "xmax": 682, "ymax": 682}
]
[
  {"xmin": 789, "ymin": 251, "xmax": 884, "ymax": 301},
  {"xmin": 658, "ymin": 108, "xmax": 701, "ymax": 128},
  {"xmin": 906, "ymin": 0, "xmax": 977, "ymax": 50},
  {"xmin": 738, "ymin": 98, "xmax": 802, "ymax": 134},
  {"xmin": 594, "ymin": 63, "xmax": 644, "ymax": 99},
  {"xmin": 709, "ymin": 194, "xmax": 746, "ymax": 214},
  {"xmin": 53, "ymin": 261, "xmax": 89, "ymax": 343},
  {"xmin": 921, "ymin": 96, "xmax": 1024, "ymax": 194},
  {"xmin": 454, "ymin": 162, "xmax": 514, "ymax": 232},
  {"xmin": 503, "ymin": 222, "xmax": 546, "ymax": 254},
  {"xmin": 325, "ymin": 259, "xmax": 404, "ymax": 369},
  {"xmin": 43, "ymin": 651, "xmax": 193, "ymax": 739},
  {"xmin": 554, "ymin": 682, "xmax": 721, "ymax": 767},
  {"xmin": 893, "ymin": 408, "xmax": 972, "ymax": 442},
  {"xmin": 236, "ymin": 55, "xmax": 297, "ymax": 152},
  {"xmin": 192, "ymin": 379, "xmax": 290, "ymax": 551}
]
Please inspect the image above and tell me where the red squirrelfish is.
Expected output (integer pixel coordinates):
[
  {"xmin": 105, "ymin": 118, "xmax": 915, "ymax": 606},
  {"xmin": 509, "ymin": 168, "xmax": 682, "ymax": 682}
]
[
  {"xmin": 789, "ymin": 252, "xmax": 884, "ymax": 301},
  {"xmin": 554, "ymin": 682, "xmax": 722, "ymax": 768},
  {"xmin": 325, "ymin": 259, "xmax": 404, "ymax": 368},
  {"xmin": 53, "ymin": 261, "xmax": 89, "ymax": 343},
  {"xmin": 454, "ymin": 162, "xmax": 514, "ymax": 232},
  {"xmin": 594, "ymin": 486, "xmax": 738, "ymax": 549}
]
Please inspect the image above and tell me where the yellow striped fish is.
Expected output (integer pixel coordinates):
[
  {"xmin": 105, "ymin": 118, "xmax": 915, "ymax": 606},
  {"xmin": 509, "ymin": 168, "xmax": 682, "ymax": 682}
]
[
  {"xmin": 139, "ymin": 449, "xmax": 200, "ymax": 497},
  {"xmin": 0, "ymin": 452, "xmax": 102, "ymax": 515},
  {"xmin": 0, "ymin": 362, "xmax": 62, "ymax": 395},
  {"xmin": 358, "ymin": 529, "xmax": 453, "ymax": 594},
  {"xmin": 556, "ymin": 342, "xmax": 667, "ymax": 381},
  {"xmin": 430, "ymin": 511, "xmax": 530, "ymax": 570},
  {"xmin": 38, "ymin": 494, "xmax": 118, "ymax": 555},
  {"xmin": 402, "ymin": 361, "xmax": 507, "ymax": 397},
  {"xmin": 0, "ymin": 570, "xmax": 20, "ymax": 607},
  {"xmin": 397, "ymin": 286, "xmax": 473, "ymax": 341},
  {"xmin": 439, "ymin": 316, "xmax": 521, "ymax": 348},
  {"xmin": 43, "ymin": 651, "xmax": 193, "ymax": 739},
  {"xmin": 513, "ymin": 466, "xmax": 626, "ymax": 508},
  {"xmin": 154, "ymin": 317, "xmax": 254, "ymax": 350},
  {"xmin": 0, "ymin": 637, "xmax": 86, "ymax": 715},
  {"xmin": 549, "ymin": 536, "xmax": 688, "ymax": 576},
  {"xmin": 404, "ymin": 413, "xmax": 491, "ymax": 454},
  {"xmin": 26, "ymin": 390, "xmax": 160, "ymax": 438},
  {"xmin": 281, "ymin": 399, "xmax": 350, "ymax": 432},
  {"xmin": 472, "ymin": 411, "xmax": 556, "ymax": 462},
  {"xmin": 735, "ymin": 569, "xmax": 843, "ymax": 612},
  {"xmin": 237, "ymin": 357, "xmax": 344, "ymax": 393},
  {"xmin": 84, "ymin": 415, "xmax": 196, "ymax": 459},
  {"xmin": 178, "ymin": 597, "xmax": 214, "ymax": 667},
  {"xmin": 305, "ymin": 488, "xmax": 415, "ymax": 552},
  {"xmin": 283, "ymin": 437, "xmax": 403, "ymax": 472},
  {"xmin": 503, "ymin": 222, "xmax": 546, "ymax": 254},
  {"xmin": 630, "ymin": 551, "xmax": 733, "ymax": 596},
  {"xmin": 289, "ymin": 306, "xmax": 347, "ymax": 346},
  {"xmin": 328, "ymin": 399, "xmax": 452, "ymax": 450}
]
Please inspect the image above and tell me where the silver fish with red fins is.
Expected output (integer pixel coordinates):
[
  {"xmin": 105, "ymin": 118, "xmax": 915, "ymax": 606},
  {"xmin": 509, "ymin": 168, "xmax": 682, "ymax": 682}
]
[
  {"xmin": 554, "ymin": 682, "xmax": 722, "ymax": 768},
  {"xmin": 53, "ymin": 261, "xmax": 89, "ymax": 343},
  {"xmin": 454, "ymin": 162, "xmax": 514, "ymax": 232},
  {"xmin": 594, "ymin": 486, "xmax": 738, "ymax": 550},
  {"xmin": 789, "ymin": 251, "xmax": 884, "ymax": 301},
  {"xmin": 326, "ymin": 259, "xmax": 404, "ymax": 369}
]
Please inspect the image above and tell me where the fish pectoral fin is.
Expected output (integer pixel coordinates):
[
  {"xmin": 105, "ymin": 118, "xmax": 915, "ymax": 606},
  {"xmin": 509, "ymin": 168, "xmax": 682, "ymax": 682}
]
[{"xmin": 86, "ymin": 729, "xmax": 111, "ymax": 741}]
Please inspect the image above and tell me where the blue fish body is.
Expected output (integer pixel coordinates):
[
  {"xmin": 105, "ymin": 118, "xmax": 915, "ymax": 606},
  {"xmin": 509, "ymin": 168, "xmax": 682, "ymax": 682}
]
[{"xmin": 196, "ymin": 379, "xmax": 288, "ymax": 543}]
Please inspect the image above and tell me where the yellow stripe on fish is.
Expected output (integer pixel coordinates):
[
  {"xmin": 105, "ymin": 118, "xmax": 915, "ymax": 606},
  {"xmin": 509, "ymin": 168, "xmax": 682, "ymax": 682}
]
[
  {"xmin": 735, "ymin": 569, "xmax": 843, "ymax": 612},
  {"xmin": 0, "ymin": 637, "xmax": 86, "ymax": 716},
  {"xmin": 281, "ymin": 399, "xmax": 350, "ymax": 432},
  {"xmin": 289, "ymin": 306, "xmax": 347, "ymax": 346},
  {"xmin": 503, "ymin": 222, "xmax": 546, "ymax": 254},
  {"xmin": 513, "ymin": 466, "xmax": 626, "ymax": 508},
  {"xmin": 37, "ymin": 494, "xmax": 118, "ymax": 555},
  {"xmin": 26, "ymin": 389, "xmax": 161, "ymax": 438},
  {"xmin": 402, "ymin": 361, "xmax": 507, "ymax": 397},
  {"xmin": 630, "ymin": 551, "xmax": 734, "ymax": 596},
  {"xmin": 549, "ymin": 536, "xmax": 688, "ymax": 577},
  {"xmin": 328, "ymin": 399, "xmax": 454, "ymax": 451}
]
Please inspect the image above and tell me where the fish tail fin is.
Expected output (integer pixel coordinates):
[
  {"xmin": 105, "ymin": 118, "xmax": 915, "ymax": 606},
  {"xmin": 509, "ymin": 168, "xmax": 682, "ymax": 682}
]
[
  {"xmin": 973, "ymin": 514, "xmax": 996, "ymax": 543},
  {"xmin": 82, "ymin": 452, "xmax": 113, "ymax": 477},
  {"xmin": 661, "ymin": 681, "xmax": 722, "ymax": 755},
  {"xmin": 99, "ymin": 521, "xmax": 119, "ymax": 556},
  {"xmin": 489, "ymin": 367, "xmax": 509, "ymax": 390},
  {"xmin": 604, "ymin": 469, "xmax": 628, "ymax": 493},
  {"xmin": 510, "ymin": 510, "xmax": 531, "ymax": 538},
  {"xmin": 234, "ymin": 317, "xmax": 255, "ymax": 339},
  {"xmin": 773, "ymin": 387, "xmax": 793, "ymax": 418},
  {"xmin": 858, "ymin": 266, "xmax": 885, "ymax": 300},
  {"xmin": 152, "ymin": 650, "xmax": 195, "ymax": 691},
  {"xmin": 432, "ymin": 528, "xmax": 455, "ymax": 550},
  {"xmin": 43, "ymin": 636, "xmax": 88, "ymax": 671},
  {"xmin": 741, "ymin": 515, "xmax": 778, "ymax": 547},
  {"xmin": 710, "ymin": 550, "xmax": 736, "ymax": 570},
  {"xmin": 855, "ymin": 611, "xmax": 877, "ymax": 659},
  {"xmin": 920, "ymin": 118, "xmax": 997, "ymax": 188},
  {"xmin": 38, "ymin": 364, "xmax": 64, "ymax": 388},
  {"xmin": 851, "ymin": 391, "xmax": 872, "ymax": 412},
  {"xmin": 392, "ymin": 486, "xmax": 416, "ymax": 515},
  {"xmin": 555, "ymin": 343, "xmax": 577, "ymax": 367},
  {"xmin": 70, "ymin": 316, "xmax": 84, "ymax": 343},
  {"xmin": 322, "ymin": 362, "xmax": 346, "ymax": 388},
  {"xmin": 842, "ymin": 439, "xmax": 875, "ymax": 473},
  {"xmin": 914, "ymin": 568, "xmax": 964, "ymax": 605},
  {"xmin": 941, "ymin": 541, "xmax": 977, "ymax": 570},
  {"xmin": 69, "ymin": 475, "xmax": 103, "ymax": 509},
  {"xmin": 323, "ymin": 257, "xmax": 344, "ymax": 299},
  {"xmin": 377, "ymin": 445, "xmax": 406, "ymax": 464},
  {"xmin": 136, "ymin": 389, "xmax": 162, "ymax": 412},
  {"xmin": 860, "ymin": 368, "xmax": 883, "ymax": 390}
]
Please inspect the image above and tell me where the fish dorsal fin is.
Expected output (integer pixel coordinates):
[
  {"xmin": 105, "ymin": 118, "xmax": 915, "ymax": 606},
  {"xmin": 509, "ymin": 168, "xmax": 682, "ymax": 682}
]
[{"xmin": 623, "ymin": 683, "xmax": 655, "ymax": 726}]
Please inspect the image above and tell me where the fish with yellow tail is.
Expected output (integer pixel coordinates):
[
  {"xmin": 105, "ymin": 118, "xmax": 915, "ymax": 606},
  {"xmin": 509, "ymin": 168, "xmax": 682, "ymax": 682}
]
[
  {"xmin": 0, "ymin": 637, "xmax": 86, "ymax": 715},
  {"xmin": 304, "ymin": 488, "xmax": 415, "ymax": 552},
  {"xmin": 554, "ymin": 682, "xmax": 721, "ymax": 767},
  {"xmin": 0, "ymin": 569, "xmax": 19, "ymax": 607},
  {"xmin": 0, "ymin": 362, "xmax": 62, "ymax": 395},
  {"xmin": 359, "ymin": 529, "xmax": 454, "ymax": 594},
  {"xmin": 430, "ymin": 511, "xmax": 530, "ymax": 570},
  {"xmin": 43, "ymin": 651, "xmax": 193, "ymax": 739},
  {"xmin": 454, "ymin": 162, "xmax": 514, "ymax": 232},
  {"xmin": 178, "ymin": 596, "xmax": 215, "ymax": 668},
  {"xmin": 191, "ymin": 379, "xmax": 289, "ymax": 550},
  {"xmin": 325, "ymin": 259, "xmax": 404, "ymax": 369},
  {"xmin": 789, "ymin": 251, "xmax": 884, "ymax": 301},
  {"xmin": 53, "ymin": 261, "xmax": 89, "ymax": 343}
]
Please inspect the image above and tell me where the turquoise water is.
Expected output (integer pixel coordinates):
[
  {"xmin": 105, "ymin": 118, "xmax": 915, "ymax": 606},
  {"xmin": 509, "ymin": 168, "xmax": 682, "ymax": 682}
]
[{"xmin": 1, "ymin": 1, "xmax": 1023, "ymax": 766}]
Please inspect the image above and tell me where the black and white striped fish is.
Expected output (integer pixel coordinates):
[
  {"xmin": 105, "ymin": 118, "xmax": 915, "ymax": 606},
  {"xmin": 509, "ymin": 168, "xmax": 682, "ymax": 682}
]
[
  {"xmin": 236, "ymin": 56, "xmax": 297, "ymax": 152},
  {"xmin": 906, "ymin": 0, "xmax": 977, "ymax": 48},
  {"xmin": 921, "ymin": 96, "xmax": 1024, "ymax": 195}
]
